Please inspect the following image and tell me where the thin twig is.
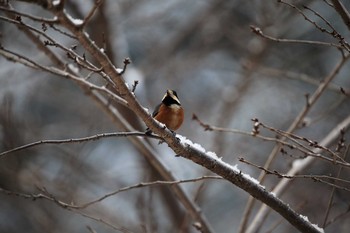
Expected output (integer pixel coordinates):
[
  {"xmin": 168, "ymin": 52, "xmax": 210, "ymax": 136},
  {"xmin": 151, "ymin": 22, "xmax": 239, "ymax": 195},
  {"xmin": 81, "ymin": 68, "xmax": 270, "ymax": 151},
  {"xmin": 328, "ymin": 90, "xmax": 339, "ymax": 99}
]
[
  {"xmin": 77, "ymin": 176, "xmax": 223, "ymax": 209},
  {"xmin": 0, "ymin": 175, "xmax": 222, "ymax": 209},
  {"xmin": 192, "ymin": 115, "xmax": 350, "ymax": 168},
  {"xmin": 278, "ymin": 0, "xmax": 350, "ymax": 51},
  {"xmin": 258, "ymin": 121, "xmax": 345, "ymax": 162},
  {"xmin": 330, "ymin": 0, "xmax": 350, "ymax": 31},
  {"xmin": 119, "ymin": 57, "xmax": 131, "ymax": 75},
  {"xmin": 323, "ymin": 145, "xmax": 350, "ymax": 227},
  {"xmin": 250, "ymin": 25, "xmax": 345, "ymax": 50},
  {"xmin": 80, "ymin": 0, "xmax": 103, "ymax": 28},
  {"xmin": 0, "ymin": 132, "xmax": 162, "ymax": 157},
  {"xmin": 0, "ymin": 47, "xmax": 127, "ymax": 107},
  {"xmin": 245, "ymin": 115, "xmax": 350, "ymax": 233},
  {"xmin": 131, "ymin": 80, "xmax": 139, "ymax": 93},
  {"xmin": 0, "ymin": 186, "xmax": 134, "ymax": 233},
  {"xmin": 0, "ymin": 12, "xmax": 115, "ymax": 88},
  {"xmin": 238, "ymin": 157, "xmax": 350, "ymax": 192},
  {"xmin": 0, "ymin": 6, "xmax": 58, "ymax": 23}
]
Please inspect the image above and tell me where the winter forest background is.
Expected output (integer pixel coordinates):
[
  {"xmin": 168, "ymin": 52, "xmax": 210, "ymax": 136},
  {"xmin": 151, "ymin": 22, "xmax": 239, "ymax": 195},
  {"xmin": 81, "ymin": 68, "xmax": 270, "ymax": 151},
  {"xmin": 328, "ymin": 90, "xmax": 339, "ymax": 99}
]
[{"xmin": 0, "ymin": 0, "xmax": 350, "ymax": 233}]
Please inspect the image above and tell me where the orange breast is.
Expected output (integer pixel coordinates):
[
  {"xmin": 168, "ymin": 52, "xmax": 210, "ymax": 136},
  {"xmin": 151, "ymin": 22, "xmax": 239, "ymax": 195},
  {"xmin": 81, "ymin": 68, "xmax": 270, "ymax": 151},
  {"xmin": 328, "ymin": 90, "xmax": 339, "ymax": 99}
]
[{"xmin": 154, "ymin": 104, "xmax": 184, "ymax": 131}]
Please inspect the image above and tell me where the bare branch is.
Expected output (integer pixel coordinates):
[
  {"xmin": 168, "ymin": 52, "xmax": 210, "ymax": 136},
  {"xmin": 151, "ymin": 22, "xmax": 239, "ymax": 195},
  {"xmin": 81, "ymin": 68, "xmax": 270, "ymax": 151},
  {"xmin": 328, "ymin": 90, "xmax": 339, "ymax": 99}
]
[
  {"xmin": 238, "ymin": 157, "xmax": 350, "ymax": 192},
  {"xmin": 331, "ymin": 0, "xmax": 350, "ymax": 31},
  {"xmin": 0, "ymin": 48, "xmax": 128, "ymax": 107},
  {"xmin": 0, "ymin": 5, "xmax": 58, "ymax": 23},
  {"xmin": 119, "ymin": 57, "xmax": 131, "ymax": 75},
  {"xmin": 323, "ymin": 145, "xmax": 349, "ymax": 227},
  {"xmin": 250, "ymin": 25, "xmax": 346, "ymax": 51},
  {"xmin": 50, "ymin": 6, "xmax": 324, "ymax": 232},
  {"xmin": 193, "ymin": 115, "xmax": 350, "ymax": 168},
  {"xmin": 0, "ymin": 186, "xmax": 135, "ymax": 233},
  {"xmin": 77, "ymin": 176, "xmax": 223, "ymax": 209},
  {"xmin": 131, "ymin": 80, "xmax": 139, "ymax": 93},
  {"xmin": 80, "ymin": 0, "xmax": 103, "ymax": 28},
  {"xmin": 277, "ymin": 0, "xmax": 350, "ymax": 51},
  {"xmin": 0, "ymin": 132, "xmax": 162, "ymax": 158},
  {"xmin": 0, "ymin": 176, "xmax": 221, "ymax": 232},
  {"xmin": 246, "ymin": 115, "xmax": 350, "ymax": 233}
]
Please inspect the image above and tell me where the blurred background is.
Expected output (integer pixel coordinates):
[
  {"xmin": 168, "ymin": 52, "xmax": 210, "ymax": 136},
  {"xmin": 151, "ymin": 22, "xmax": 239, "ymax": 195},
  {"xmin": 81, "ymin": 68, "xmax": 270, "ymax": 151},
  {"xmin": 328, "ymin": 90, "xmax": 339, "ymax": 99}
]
[{"xmin": 0, "ymin": 0, "xmax": 350, "ymax": 232}]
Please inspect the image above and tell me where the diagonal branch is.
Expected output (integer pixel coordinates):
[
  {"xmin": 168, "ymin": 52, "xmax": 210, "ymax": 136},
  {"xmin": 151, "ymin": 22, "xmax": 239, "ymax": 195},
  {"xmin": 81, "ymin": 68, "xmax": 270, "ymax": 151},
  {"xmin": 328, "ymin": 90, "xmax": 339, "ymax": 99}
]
[
  {"xmin": 331, "ymin": 0, "xmax": 350, "ymax": 31},
  {"xmin": 50, "ymin": 6, "xmax": 324, "ymax": 233},
  {"xmin": 0, "ymin": 132, "xmax": 162, "ymax": 158},
  {"xmin": 250, "ymin": 25, "xmax": 345, "ymax": 50},
  {"xmin": 80, "ymin": 0, "xmax": 103, "ymax": 28},
  {"xmin": 0, "ymin": 5, "xmax": 214, "ymax": 231},
  {"xmin": 246, "ymin": 114, "xmax": 350, "ymax": 233}
]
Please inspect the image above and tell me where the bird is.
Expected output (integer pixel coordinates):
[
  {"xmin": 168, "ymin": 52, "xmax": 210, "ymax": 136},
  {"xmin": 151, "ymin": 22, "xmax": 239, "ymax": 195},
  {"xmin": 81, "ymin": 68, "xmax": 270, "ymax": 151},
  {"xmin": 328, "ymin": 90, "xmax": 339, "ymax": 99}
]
[{"xmin": 147, "ymin": 89, "xmax": 184, "ymax": 133}]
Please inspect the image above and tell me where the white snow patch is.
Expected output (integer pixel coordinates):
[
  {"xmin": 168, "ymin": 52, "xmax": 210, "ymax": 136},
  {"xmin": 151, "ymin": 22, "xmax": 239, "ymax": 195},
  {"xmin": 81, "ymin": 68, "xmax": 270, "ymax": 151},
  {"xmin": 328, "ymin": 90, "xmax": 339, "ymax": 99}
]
[
  {"xmin": 157, "ymin": 122, "xmax": 166, "ymax": 128},
  {"xmin": 230, "ymin": 164, "xmax": 241, "ymax": 173},
  {"xmin": 176, "ymin": 135, "xmax": 265, "ymax": 188},
  {"xmin": 242, "ymin": 173, "xmax": 260, "ymax": 185},
  {"xmin": 177, "ymin": 135, "xmax": 208, "ymax": 154},
  {"xmin": 52, "ymin": 0, "xmax": 60, "ymax": 6},
  {"xmin": 207, "ymin": 151, "xmax": 218, "ymax": 159},
  {"xmin": 116, "ymin": 68, "xmax": 123, "ymax": 74},
  {"xmin": 71, "ymin": 18, "xmax": 83, "ymax": 26},
  {"xmin": 143, "ymin": 107, "xmax": 149, "ymax": 114},
  {"xmin": 231, "ymin": 164, "xmax": 262, "ymax": 186},
  {"xmin": 292, "ymin": 158, "xmax": 305, "ymax": 168},
  {"xmin": 64, "ymin": 10, "xmax": 83, "ymax": 26},
  {"xmin": 300, "ymin": 214, "xmax": 324, "ymax": 233},
  {"xmin": 67, "ymin": 63, "xmax": 79, "ymax": 74},
  {"xmin": 300, "ymin": 214, "xmax": 309, "ymax": 221},
  {"xmin": 312, "ymin": 224, "xmax": 324, "ymax": 233}
]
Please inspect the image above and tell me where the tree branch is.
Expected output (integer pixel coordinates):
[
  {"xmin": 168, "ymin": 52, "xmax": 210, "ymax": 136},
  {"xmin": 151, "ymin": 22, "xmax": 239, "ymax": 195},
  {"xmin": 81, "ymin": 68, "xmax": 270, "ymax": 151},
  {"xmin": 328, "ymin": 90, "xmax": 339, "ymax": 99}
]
[
  {"xmin": 0, "ymin": 132, "xmax": 162, "ymax": 158},
  {"xmin": 246, "ymin": 114, "xmax": 350, "ymax": 233},
  {"xmin": 331, "ymin": 0, "xmax": 350, "ymax": 31},
  {"xmin": 49, "ymin": 5, "xmax": 324, "ymax": 233}
]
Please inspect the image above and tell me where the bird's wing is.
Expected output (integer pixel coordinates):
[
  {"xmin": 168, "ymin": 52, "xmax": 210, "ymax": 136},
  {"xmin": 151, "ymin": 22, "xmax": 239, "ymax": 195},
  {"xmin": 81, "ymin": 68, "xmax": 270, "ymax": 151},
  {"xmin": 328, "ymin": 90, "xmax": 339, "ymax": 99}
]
[{"xmin": 152, "ymin": 103, "xmax": 161, "ymax": 117}]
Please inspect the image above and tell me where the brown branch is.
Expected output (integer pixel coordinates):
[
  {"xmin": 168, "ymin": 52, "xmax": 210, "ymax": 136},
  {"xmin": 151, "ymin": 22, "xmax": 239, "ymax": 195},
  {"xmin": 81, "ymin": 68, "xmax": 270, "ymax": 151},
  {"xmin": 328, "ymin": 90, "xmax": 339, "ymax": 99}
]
[
  {"xmin": 246, "ymin": 115, "xmax": 350, "ymax": 233},
  {"xmin": 250, "ymin": 25, "xmax": 346, "ymax": 51},
  {"xmin": 0, "ymin": 132, "xmax": 162, "ymax": 158},
  {"xmin": 7, "ymin": 0, "xmax": 51, "ymax": 8},
  {"xmin": 0, "ymin": 6, "xmax": 57, "ymax": 23},
  {"xmin": 0, "ymin": 186, "xmax": 135, "ymax": 233},
  {"xmin": 244, "ymin": 50, "xmax": 349, "ymax": 233},
  {"xmin": 193, "ymin": 115, "xmax": 350, "ymax": 168},
  {"xmin": 0, "ymin": 3, "xmax": 330, "ymax": 232},
  {"xmin": 277, "ymin": 0, "xmax": 350, "ymax": 51},
  {"xmin": 0, "ymin": 47, "xmax": 127, "ymax": 107},
  {"xmin": 0, "ymin": 5, "xmax": 207, "ymax": 231},
  {"xmin": 119, "ymin": 57, "xmax": 131, "ymax": 75},
  {"xmin": 80, "ymin": 0, "xmax": 103, "ymax": 28},
  {"xmin": 258, "ymin": 121, "xmax": 345, "ymax": 163},
  {"xmin": 77, "ymin": 176, "xmax": 223, "ymax": 209},
  {"xmin": 331, "ymin": 0, "xmax": 350, "ymax": 31},
  {"xmin": 50, "ymin": 7, "xmax": 325, "ymax": 233},
  {"xmin": 131, "ymin": 80, "xmax": 139, "ymax": 93},
  {"xmin": 323, "ymin": 145, "xmax": 350, "ymax": 227},
  {"xmin": 0, "ymin": 176, "xmax": 222, "ymax": 209},
  {"xmin": 0, "ymin": 176, "xmax": 222, "ymax": 232},
  {"xmin": 239, "ymin": 157, "xmax": 350, "ymax": 192}
]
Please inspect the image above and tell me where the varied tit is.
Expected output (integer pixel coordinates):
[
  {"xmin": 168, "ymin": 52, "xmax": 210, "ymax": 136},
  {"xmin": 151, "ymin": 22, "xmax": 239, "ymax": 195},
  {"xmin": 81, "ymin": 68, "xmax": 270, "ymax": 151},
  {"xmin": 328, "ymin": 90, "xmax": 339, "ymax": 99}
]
[{"xmin": 147, "ymin": 89, "xmax": 184, "ymax": 132}]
